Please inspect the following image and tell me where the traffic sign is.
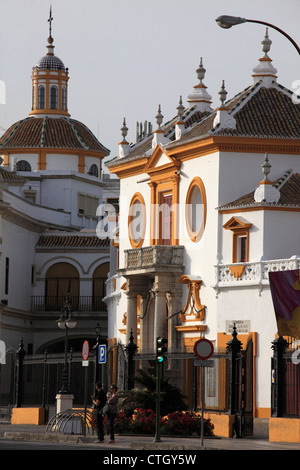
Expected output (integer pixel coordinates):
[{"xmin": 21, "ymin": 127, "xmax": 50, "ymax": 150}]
[
  {"xmin": 194, "ymin": 338, "xmax": 214, "ymax": 360},
  {"xmin": 82, "ymin": 341, "xmax": 89, "ymax": 360},
  {"xmin": 98, "ymin": 344, "xmax": 106, "ymax": 364}
]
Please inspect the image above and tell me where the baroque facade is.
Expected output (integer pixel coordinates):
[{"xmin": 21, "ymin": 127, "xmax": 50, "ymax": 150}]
[{"xmin": 105, "ymin": 30, "xmax": 300, "ymax": 416}]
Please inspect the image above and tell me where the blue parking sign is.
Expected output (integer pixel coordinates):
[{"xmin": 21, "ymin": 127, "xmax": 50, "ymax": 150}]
[{"xmin": 98, "ymin": 345, "xmax": 106, "ymax": 364}]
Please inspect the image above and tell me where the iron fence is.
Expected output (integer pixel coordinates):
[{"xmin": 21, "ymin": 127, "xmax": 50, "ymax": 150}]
[{"xmin": 30, "ymin": 296, "xmax": 107, "ymax": 312}]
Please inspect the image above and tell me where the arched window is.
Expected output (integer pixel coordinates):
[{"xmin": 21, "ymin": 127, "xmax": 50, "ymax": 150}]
[
  {"xmin": 38, "ymin": 85, "xmax": 45, "ymax": 109},
  {"xmin": 45, "ymin": 262, "xmax": 79, "ymax": 311},
  {"xmin": 93, "ymin": 263, "xmax": 109, "ymax": 311},
  {"xmin": 16, "ymin": 160, "xmax": 31, "ymax": 171},
  {"xmin": 62, "ymin": 86, "xmax": 66, "ymax": 110},
  {"xmin": 50, "ymin": 86, "xmax": 58, "ymax": 110},
  {"xmin": 88, "ymin": 164, "xmax": 99, "ymax": 177}
]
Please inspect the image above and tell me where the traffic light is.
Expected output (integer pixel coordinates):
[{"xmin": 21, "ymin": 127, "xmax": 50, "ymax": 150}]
[{"xmin": 156, "ymin": 337, "xmax": 167, "ymax": 363}]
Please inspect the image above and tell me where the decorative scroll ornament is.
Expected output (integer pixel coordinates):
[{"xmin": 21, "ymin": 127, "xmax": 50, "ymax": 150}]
[{"xmin": 178, "ymin": 275, "xmax": 206, "ymax": 322}]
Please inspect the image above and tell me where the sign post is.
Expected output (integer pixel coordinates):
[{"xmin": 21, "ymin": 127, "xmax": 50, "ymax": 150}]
[
  {"xmin": 98, "ymin": 345, "xmax": 106, "ymax": 364},
  {"xmin": 193, "ymin": 338, "xmax": 214, "ymax": 446},
  {"xmin": 82, "ymin": 341, "xmax": 89, "ymax": 436}
]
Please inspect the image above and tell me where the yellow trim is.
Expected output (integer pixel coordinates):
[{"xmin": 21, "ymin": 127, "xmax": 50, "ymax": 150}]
[
  {"xmin": 185, "ymin": 176, "xmax": 207, "ymax": 242},
  {"xmin": 223, "ymin": 216, "xmax": 252, "ymax": 263},
  {"xmin": 128, "ymin": 192, "xmax": 146, "ymax": 249},
  {"xmin": 108, "ymin": 136, "xmax": 300, "ymax": 179}
]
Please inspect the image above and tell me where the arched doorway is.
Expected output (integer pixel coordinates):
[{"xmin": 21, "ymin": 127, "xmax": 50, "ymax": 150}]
[
  {"xmin": 93, "ymin": 262, "xmax": 109, "ymax": 311},
  {"xmin": 45, "ymin": 262, "xmax": 79, "ymax": 311}
]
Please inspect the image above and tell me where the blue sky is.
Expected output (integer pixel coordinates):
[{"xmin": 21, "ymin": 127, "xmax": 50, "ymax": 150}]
[{"xmin": 0, "ymin": 0, "xmax": 299, "ymax": 161}]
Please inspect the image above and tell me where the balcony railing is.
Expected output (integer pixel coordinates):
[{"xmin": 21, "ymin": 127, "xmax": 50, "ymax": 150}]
[
  {"xmin": 214, "ymin": 256, "xmax": 300, "ymax": 291},
  {"xmin": 31, "ymin": 296, "xmax": 107, "ymax": 312},
  {"xmin": 124, "ymin": 245, "xmax": 184, "ymax": 272}
]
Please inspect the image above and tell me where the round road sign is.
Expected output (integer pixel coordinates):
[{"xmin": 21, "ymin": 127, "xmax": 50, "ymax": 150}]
[
  {"xmin": 82, "ymin": 340, "xmax": 89, "ymax": 360},
  {"xmin": 194, "ymin": 338, "xmax": 214, "ymax": 360}
]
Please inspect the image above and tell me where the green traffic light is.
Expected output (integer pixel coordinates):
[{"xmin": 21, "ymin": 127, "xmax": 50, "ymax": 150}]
[{"xmin": 156, "ymin": 337, "xmax": 168, "ymax": 363}]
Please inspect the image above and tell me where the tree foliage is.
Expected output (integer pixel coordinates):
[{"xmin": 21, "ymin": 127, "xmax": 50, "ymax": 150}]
[{"xmin": 121, "ymin": 363, "xmax": 188, "ymax": 416}]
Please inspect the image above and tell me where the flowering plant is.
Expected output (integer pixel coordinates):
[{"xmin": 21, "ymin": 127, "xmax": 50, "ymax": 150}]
[
  {"xmin": 114, "ymin": 410, "xmax": 131, "ymax": 434},
  {"xmin": 161, "ymin": 411, "xmax": 214, "ymax": 436},
  {"xmin": 129, "ymin": 408, "xmax": 156, "ymax": 434}
]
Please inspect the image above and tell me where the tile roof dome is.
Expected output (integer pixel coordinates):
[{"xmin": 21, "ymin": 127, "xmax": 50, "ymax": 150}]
[
  {"xmin": 36, "ymin": 53, "xmax": 65, "ymax": 71},
  {"xmin": 34, "ymin": 35, "xmax": 66, "ymax": 71},
  {"xmin": 0, "ymin": 116, "xmax": 109, "ymax": 155}
]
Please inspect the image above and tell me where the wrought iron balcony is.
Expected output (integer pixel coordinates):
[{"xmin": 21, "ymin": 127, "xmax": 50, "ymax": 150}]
[{"xmin": 31, "ymin": 296, "xmax": 107, "ymax": 312}]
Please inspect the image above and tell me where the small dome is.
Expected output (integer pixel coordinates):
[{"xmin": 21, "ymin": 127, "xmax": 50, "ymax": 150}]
[{"xmin": 36, "ymin": 54, "xmax": 65, "ymax": 71}]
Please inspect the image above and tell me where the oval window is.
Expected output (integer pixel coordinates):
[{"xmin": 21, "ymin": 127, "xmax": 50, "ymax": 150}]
[
  {"xmin": 128, "ymin": 193, "xmax": 146, "ymax": 248},
  {"xmin": 185, "ymin": 177, "xmax": 207, "ymax": 242}
]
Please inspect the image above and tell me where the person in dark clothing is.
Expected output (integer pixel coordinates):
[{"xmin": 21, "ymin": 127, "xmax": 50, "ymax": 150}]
[
  {"xmin": 91, "ymin": 382, "xmax": 106, "ymax": 441},
  {"xmin": 106, "ymin": 384, "xmax": 119, "ymax": 443}
]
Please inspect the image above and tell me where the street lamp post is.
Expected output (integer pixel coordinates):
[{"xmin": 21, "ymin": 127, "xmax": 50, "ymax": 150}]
[
  {"xmin": 215, "ymin": 15, "xmax": 300, "ymax": 55},
  {"xmin": 57, "ymin": 288, "xmax": 76, "ymax": 394}
]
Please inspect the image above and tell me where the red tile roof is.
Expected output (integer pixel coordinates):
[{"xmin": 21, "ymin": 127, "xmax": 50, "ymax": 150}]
[
  {"xmin": 36, "ymin": 233, "xmax": 110, "ymax": 248},
  {"xmin": 0, "ymin": 167, "xmax": 26, "ymax": 182},
  {"xmin": 0, "ymin": 117, "xmax": 110, "ymax": 155},
  {"xmin": 107, "ymin": 80, "xmax": 300, "ymax": 168},
  {"xmin": 219, "ymin": 172, "xmax": 300, "ymax": 210}
]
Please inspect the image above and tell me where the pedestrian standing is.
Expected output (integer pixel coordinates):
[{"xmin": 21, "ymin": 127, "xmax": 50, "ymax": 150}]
[
  {"xmin": 106, "ymin": 384, "xmax": 119, "ymax": 443},
  {"xmin": 91, "ymin": 382, "xmax": 106, "ymax": 442}
]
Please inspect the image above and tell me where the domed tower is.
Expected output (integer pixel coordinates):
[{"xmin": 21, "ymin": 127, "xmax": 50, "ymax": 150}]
[
  {"xmin": 29, "ymin": 7, "xmax": 70, "ymax": 118},
  {"xmin": 0, "ymin": 8, "xmax": 109, "ymax": 175}
]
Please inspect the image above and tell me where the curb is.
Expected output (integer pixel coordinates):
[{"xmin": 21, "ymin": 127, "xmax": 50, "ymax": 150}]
[{"xmin": 4, "ymin": 431, "xmax": 80, "ymax": 443}]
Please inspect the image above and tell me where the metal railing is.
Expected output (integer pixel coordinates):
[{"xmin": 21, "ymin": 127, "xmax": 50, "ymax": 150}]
[{"xmin": 30, "ymin": 296, "xmax": 107, "ymax": 312}]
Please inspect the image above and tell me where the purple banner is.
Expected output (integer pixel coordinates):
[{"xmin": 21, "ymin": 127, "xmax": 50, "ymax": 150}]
[{"xmin": 269, "ymin": 269, "xmax": 300, "ymax": 339}]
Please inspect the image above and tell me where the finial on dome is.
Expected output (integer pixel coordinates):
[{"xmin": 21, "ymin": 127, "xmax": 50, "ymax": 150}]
[
  {"xmin": 218, "ymin": 80, "xmax": 227, "ymax": 107},
  {"xmin": 176, "ymin": 96, "xmax": 185, "ymax": 121},
  {"xmin": 46, "ymin": 5, "xmax": 55, "ymax": 55},
  {"xmin": 261, "ymin": 28, "xmax": 272, "ymax": 58},
  {"xmin": 118, "ymin": 117, "xmax": 129, "ymax": 158},
  {"xmin": 261, "ymin": 152, "xmax": 271, "ymax": 181},
  {"xmin": 156, "ymin": 105, "xmax": 163, "ymax": 129},
  {"xmin": 252, "ymin": 28, "xmax": 277, "ymax": 86},
  {"xmin": 213, "ymin": 80, "xmax": 236, "ymax": 130},
  {"xmin": 175, "ymin": 96, "xmax": 186, "ymax": 140},
  {"xmin": 196, "ymin": 58, "xmax": 206, "ymax": 85},
  {"xmin": 187, "ymin": 58, "xmax": 212, "ymax": 111},
  {"xmin": 121, "ymin": 118, "xmax": 128, "ymax": 142},
  {"xmin": 254, "ymin": 153, "xmax": 280, "ymax": 203}
]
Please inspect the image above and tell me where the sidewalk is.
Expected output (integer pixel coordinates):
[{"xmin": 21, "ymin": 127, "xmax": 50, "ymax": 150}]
[{"xmin": 0, "ymin": 419, "xmax": 299, "ymax": 450}]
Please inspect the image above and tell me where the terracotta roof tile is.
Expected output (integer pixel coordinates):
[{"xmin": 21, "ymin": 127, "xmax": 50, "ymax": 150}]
[
  {"xmin": 219, "ymin": 173, "xmax": 300, "ymax": 210},
  {"xmin": 0, "ymin": 117, "xmax": 110, "ymax": 155},
  {"xmin": 0, "ymin": 167, "xmax": 26, "ymax": 183},
  {"xmin": 36, "ymin": 233, "xmax": 110, "ymax": 248}
]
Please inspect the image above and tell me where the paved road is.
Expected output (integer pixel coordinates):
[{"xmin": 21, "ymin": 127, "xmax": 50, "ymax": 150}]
[{"xmin": 0, "ymin": 419, "xmax": 299, "ymax": 453}]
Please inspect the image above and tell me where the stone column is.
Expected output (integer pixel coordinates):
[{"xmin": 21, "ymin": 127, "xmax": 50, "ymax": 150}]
[
  {"xmin": 125, "ymin": 291, "xmax": 137, "ymax": 345},
  {"xmin": 153, "ymin": 290, "xmax": 167, "ymax": 348},
  {"xmin": 139, "ymin": 293, "xmax": 149, "ymax": 355}
]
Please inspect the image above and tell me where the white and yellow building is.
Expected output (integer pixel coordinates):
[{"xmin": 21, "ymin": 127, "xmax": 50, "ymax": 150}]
[
  {"xmin": 0, "ymin": 14, "xmax": 118, "ymax": 357},
  {"xmin": 106, "ymin": 30, "xmax": 300, "ymax": 418}
]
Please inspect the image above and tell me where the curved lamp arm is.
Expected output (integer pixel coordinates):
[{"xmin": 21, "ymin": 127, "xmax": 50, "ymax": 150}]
[{"xmin": 216, "ymin": 15, "xmax": 300, "ymax": 55}]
